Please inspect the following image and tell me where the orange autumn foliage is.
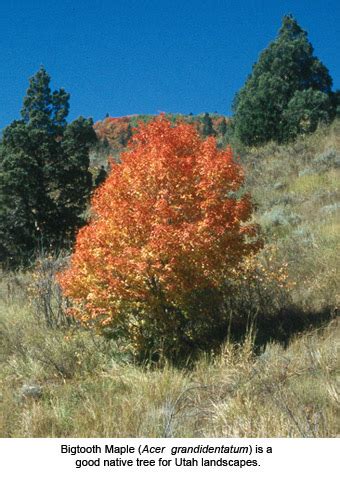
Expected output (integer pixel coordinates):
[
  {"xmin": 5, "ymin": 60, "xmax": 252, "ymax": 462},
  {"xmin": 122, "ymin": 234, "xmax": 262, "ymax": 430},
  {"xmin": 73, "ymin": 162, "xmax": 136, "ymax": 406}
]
[
  {"xmin": 94, "ymin": 116, "xmax": 132, "ymax": 149},
  {"xmin": 58, "ymin": 116, "xmax": 261, "ymax": 356}
]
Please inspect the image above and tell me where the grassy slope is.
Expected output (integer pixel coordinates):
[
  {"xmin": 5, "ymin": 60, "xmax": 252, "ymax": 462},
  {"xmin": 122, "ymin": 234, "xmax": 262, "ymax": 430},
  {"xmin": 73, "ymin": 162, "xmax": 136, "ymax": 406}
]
[
  {"xmin": 0, "ymin": 121, "xmax": 339, "ymax": 437},
  {"xmin": 0, "ymin": 292, "xmax": 338, "ymax": 437},
  {"xmin": 242, "ymin": 119, "xmax": 340, "ymax": 313}
]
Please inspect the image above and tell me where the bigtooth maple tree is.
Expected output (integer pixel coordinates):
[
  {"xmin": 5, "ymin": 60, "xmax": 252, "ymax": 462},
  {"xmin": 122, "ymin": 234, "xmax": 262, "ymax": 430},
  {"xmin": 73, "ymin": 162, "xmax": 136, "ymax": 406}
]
[{"xmin": 58, "ymin": 116, "xmax": 261, "ymax": 360}]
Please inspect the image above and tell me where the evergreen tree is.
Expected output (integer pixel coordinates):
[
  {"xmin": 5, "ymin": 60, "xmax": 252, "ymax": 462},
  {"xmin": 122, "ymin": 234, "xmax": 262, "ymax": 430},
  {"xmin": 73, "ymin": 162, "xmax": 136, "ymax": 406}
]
[
  {"xmin": 126, "ymin": 123, "xmax": 133, "ymax": 143},
  {"xmin": 233, "ymin": 15, "xmax": 334, "ymax": 145},
  {"xmin": 282, "ymin": 88, "xmax": 332, "ymax": 140},
  {"xmin": 0, "ymin": 67, "xmax": 97, "ymax": 268},
  {"xmin": 202, "ymin": 113, "xmax": 214, "ymax": 137},
  {"xmin": 119, "ymin": 123, "xmax": 133, "ymax": 147},
  {"xmin": 330, "ymin": 90, "xmax": 340, "ymax": 118},
  {"xmin": 217, "ymin": 117, "xmax": 227, "ymax": 136}
]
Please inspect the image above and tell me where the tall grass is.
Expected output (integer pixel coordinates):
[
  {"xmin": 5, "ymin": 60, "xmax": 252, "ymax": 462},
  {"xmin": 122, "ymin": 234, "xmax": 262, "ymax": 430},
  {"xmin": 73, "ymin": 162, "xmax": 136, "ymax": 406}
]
[{"xmin": 0, "ymin": 271, "xmax": 338, "ymax": 437}]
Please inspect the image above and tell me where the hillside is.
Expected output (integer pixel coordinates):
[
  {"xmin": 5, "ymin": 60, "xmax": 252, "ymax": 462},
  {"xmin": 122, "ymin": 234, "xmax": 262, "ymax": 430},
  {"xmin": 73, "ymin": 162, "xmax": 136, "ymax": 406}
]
[
  {"xmin": 0, "ymin": 120, "xmax": 338, "ymax": 437},
  {"xmin": 244, "ymin": 119, "xmax": 339, "ymax": 316},
  {"xmin": 90, "ymin": 113, "xmax": 230, "ymax": 171},
  {"xmin": 94, "ymin": 113, "xmax": 229, "ymax": 148}
]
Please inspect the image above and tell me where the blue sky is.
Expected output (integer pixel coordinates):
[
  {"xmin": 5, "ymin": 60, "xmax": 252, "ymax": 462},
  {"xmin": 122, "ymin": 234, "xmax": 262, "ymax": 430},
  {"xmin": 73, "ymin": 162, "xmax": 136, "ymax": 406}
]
[{"xmin": 1, "ymin": 0, "xmax": 339, "ymax": 130}]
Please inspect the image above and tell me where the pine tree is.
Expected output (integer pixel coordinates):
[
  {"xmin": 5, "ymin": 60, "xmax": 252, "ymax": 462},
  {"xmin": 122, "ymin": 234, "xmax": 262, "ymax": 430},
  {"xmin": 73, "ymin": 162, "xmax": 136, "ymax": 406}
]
[
  {"xmin": 119, "ymin": 123, "xmax": 133, "ymax": 147},
  {"xmin": 282, "ymin": 88, "xmax": 332, "ymax": 141},
  {"xmin": 217, "ymin": 117, "xmax": 227, "ymax": 136},
  {"xmin": 233, "ymin": 15, "xmax": 335, "ymax": 145},
  {"xmin": 0, "ymin": 67, "xmax": 97, "ymax": 268},
  {"xmin": 202, "ymin": 113, "xmax": 214, "ymax": 137}
]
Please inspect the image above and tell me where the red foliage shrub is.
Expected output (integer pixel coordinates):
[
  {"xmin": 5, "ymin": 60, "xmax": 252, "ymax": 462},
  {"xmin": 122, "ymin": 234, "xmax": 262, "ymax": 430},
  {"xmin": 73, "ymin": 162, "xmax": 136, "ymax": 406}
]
[{"xmin": 58, "ymin": 116, "xmax": 261, "ymax": 360}]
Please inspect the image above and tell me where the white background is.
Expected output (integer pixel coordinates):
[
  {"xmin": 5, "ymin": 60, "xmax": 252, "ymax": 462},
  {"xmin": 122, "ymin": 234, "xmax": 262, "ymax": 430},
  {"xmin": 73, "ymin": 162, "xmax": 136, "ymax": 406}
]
[{"xmin": 0, "ymin": 438, "xmax": 338, "ymax": 476}]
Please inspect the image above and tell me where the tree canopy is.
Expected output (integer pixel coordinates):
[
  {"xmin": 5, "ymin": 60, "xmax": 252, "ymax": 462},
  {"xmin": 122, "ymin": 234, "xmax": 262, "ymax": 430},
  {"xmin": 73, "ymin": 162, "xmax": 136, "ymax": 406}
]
[
  {"xmin": 0, "ymin": 67, "xmax": 97, "ymax": 268},
  {"xmin": 233, "ymin": 15, "xmax": 335, "ymax": 145},
  {"xmin": 58, "ymin": 116, "xmax": 261, "ymax": 360}
]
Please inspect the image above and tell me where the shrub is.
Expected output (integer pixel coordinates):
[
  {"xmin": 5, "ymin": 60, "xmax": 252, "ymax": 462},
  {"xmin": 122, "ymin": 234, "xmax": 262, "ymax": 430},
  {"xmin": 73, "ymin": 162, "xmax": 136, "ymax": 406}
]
[
  {"xmin": 28, "ymin": 253, "xmax": 73, "ymax": 329},
  {"xmin": 58, "ymin": 116, "xmax": 261, "ymax": 362},
  {"xmin": 312, "ymin": 148, "xmax": 340, "ymax": 172},
  {"xmin": 260, "ymin": 206, "xmax": 301, "ymax": 231}
]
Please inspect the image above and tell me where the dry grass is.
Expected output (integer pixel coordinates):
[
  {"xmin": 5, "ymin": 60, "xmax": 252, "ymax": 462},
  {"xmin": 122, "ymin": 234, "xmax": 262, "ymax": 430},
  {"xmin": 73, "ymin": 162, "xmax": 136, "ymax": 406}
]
[
  {"xmin": 243, "ymin": 120, "xmax": 340, "ymax": 313},
  {"xmin": 0, "ymin": 287, "xmax": 338, "ymax": 437}
]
